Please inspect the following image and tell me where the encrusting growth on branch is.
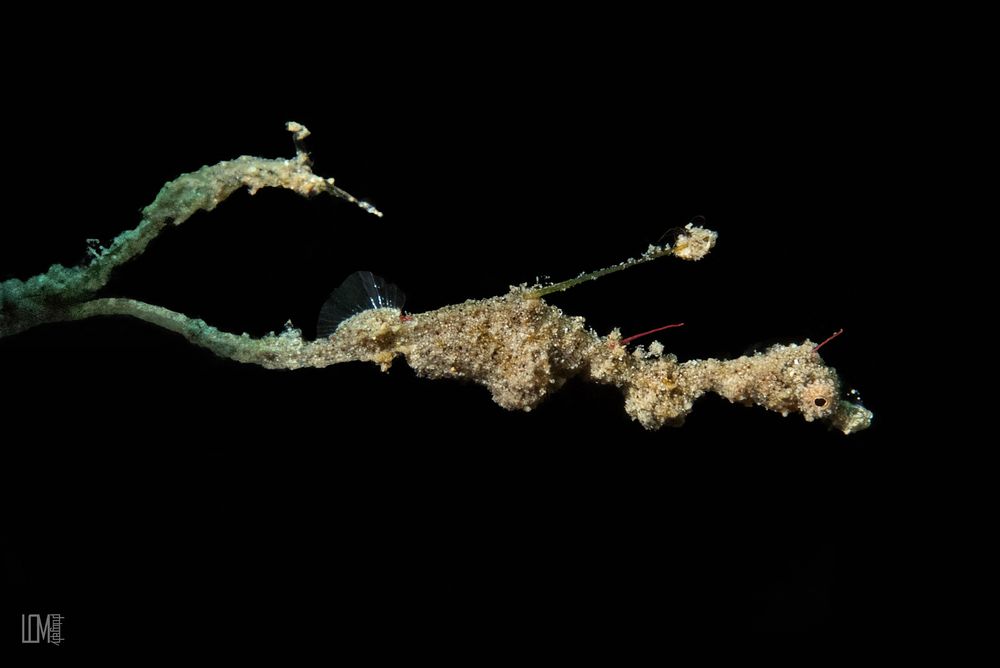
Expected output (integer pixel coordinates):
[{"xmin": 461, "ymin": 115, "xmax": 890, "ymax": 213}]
[
  {"xmin": 0, "ymin": 123, "xmax": 873, "ymax": 435},
  {"xmin": 0, "ymin": 122, "xmax": 378, "ymax": 338}
]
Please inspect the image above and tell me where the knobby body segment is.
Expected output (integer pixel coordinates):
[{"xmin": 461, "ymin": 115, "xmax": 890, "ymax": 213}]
[{"xmin": 305, "ymin": 292, "xmax": 872, "ymax": 434}]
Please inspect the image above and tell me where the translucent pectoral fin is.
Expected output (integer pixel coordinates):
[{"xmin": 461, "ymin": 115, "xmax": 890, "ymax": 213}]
[{"xmin": 317, "ymin": 271, "xmax": 406, "ymax": 338}]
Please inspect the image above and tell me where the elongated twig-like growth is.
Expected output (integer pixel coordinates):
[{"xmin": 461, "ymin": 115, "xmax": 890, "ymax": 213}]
[
  {"xmin": 524, "ymin": 225, "xmax": 717, "ymax": 298},
  {"xmin": 0, "ymin": 123, "xmax": 873, "ymax": 434},
  {"xmin": 0, "ymin": 122, "xmax": 378, "ymax": 339}
]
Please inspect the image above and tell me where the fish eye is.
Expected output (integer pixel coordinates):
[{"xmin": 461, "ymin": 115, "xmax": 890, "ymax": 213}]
[{"xmin": 814, "ymin": 397, "xmax": 827, "ymax": 407}]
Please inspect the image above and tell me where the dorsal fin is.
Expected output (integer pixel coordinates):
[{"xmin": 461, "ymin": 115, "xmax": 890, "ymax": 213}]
[{"xmin": 317, "ymin": 271, "xmax": 406, "ymax": 338}]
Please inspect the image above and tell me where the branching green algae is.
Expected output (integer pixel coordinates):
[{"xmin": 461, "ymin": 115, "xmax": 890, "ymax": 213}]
[{"xmin": 0, "ymin": 123, "xmax": 872, "ymax": 434}]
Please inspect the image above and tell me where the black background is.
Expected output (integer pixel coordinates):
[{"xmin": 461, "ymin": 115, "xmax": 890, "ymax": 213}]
[{"xmin": 2, "ymin": 13, "xmax": 913, "ymax": 653}]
